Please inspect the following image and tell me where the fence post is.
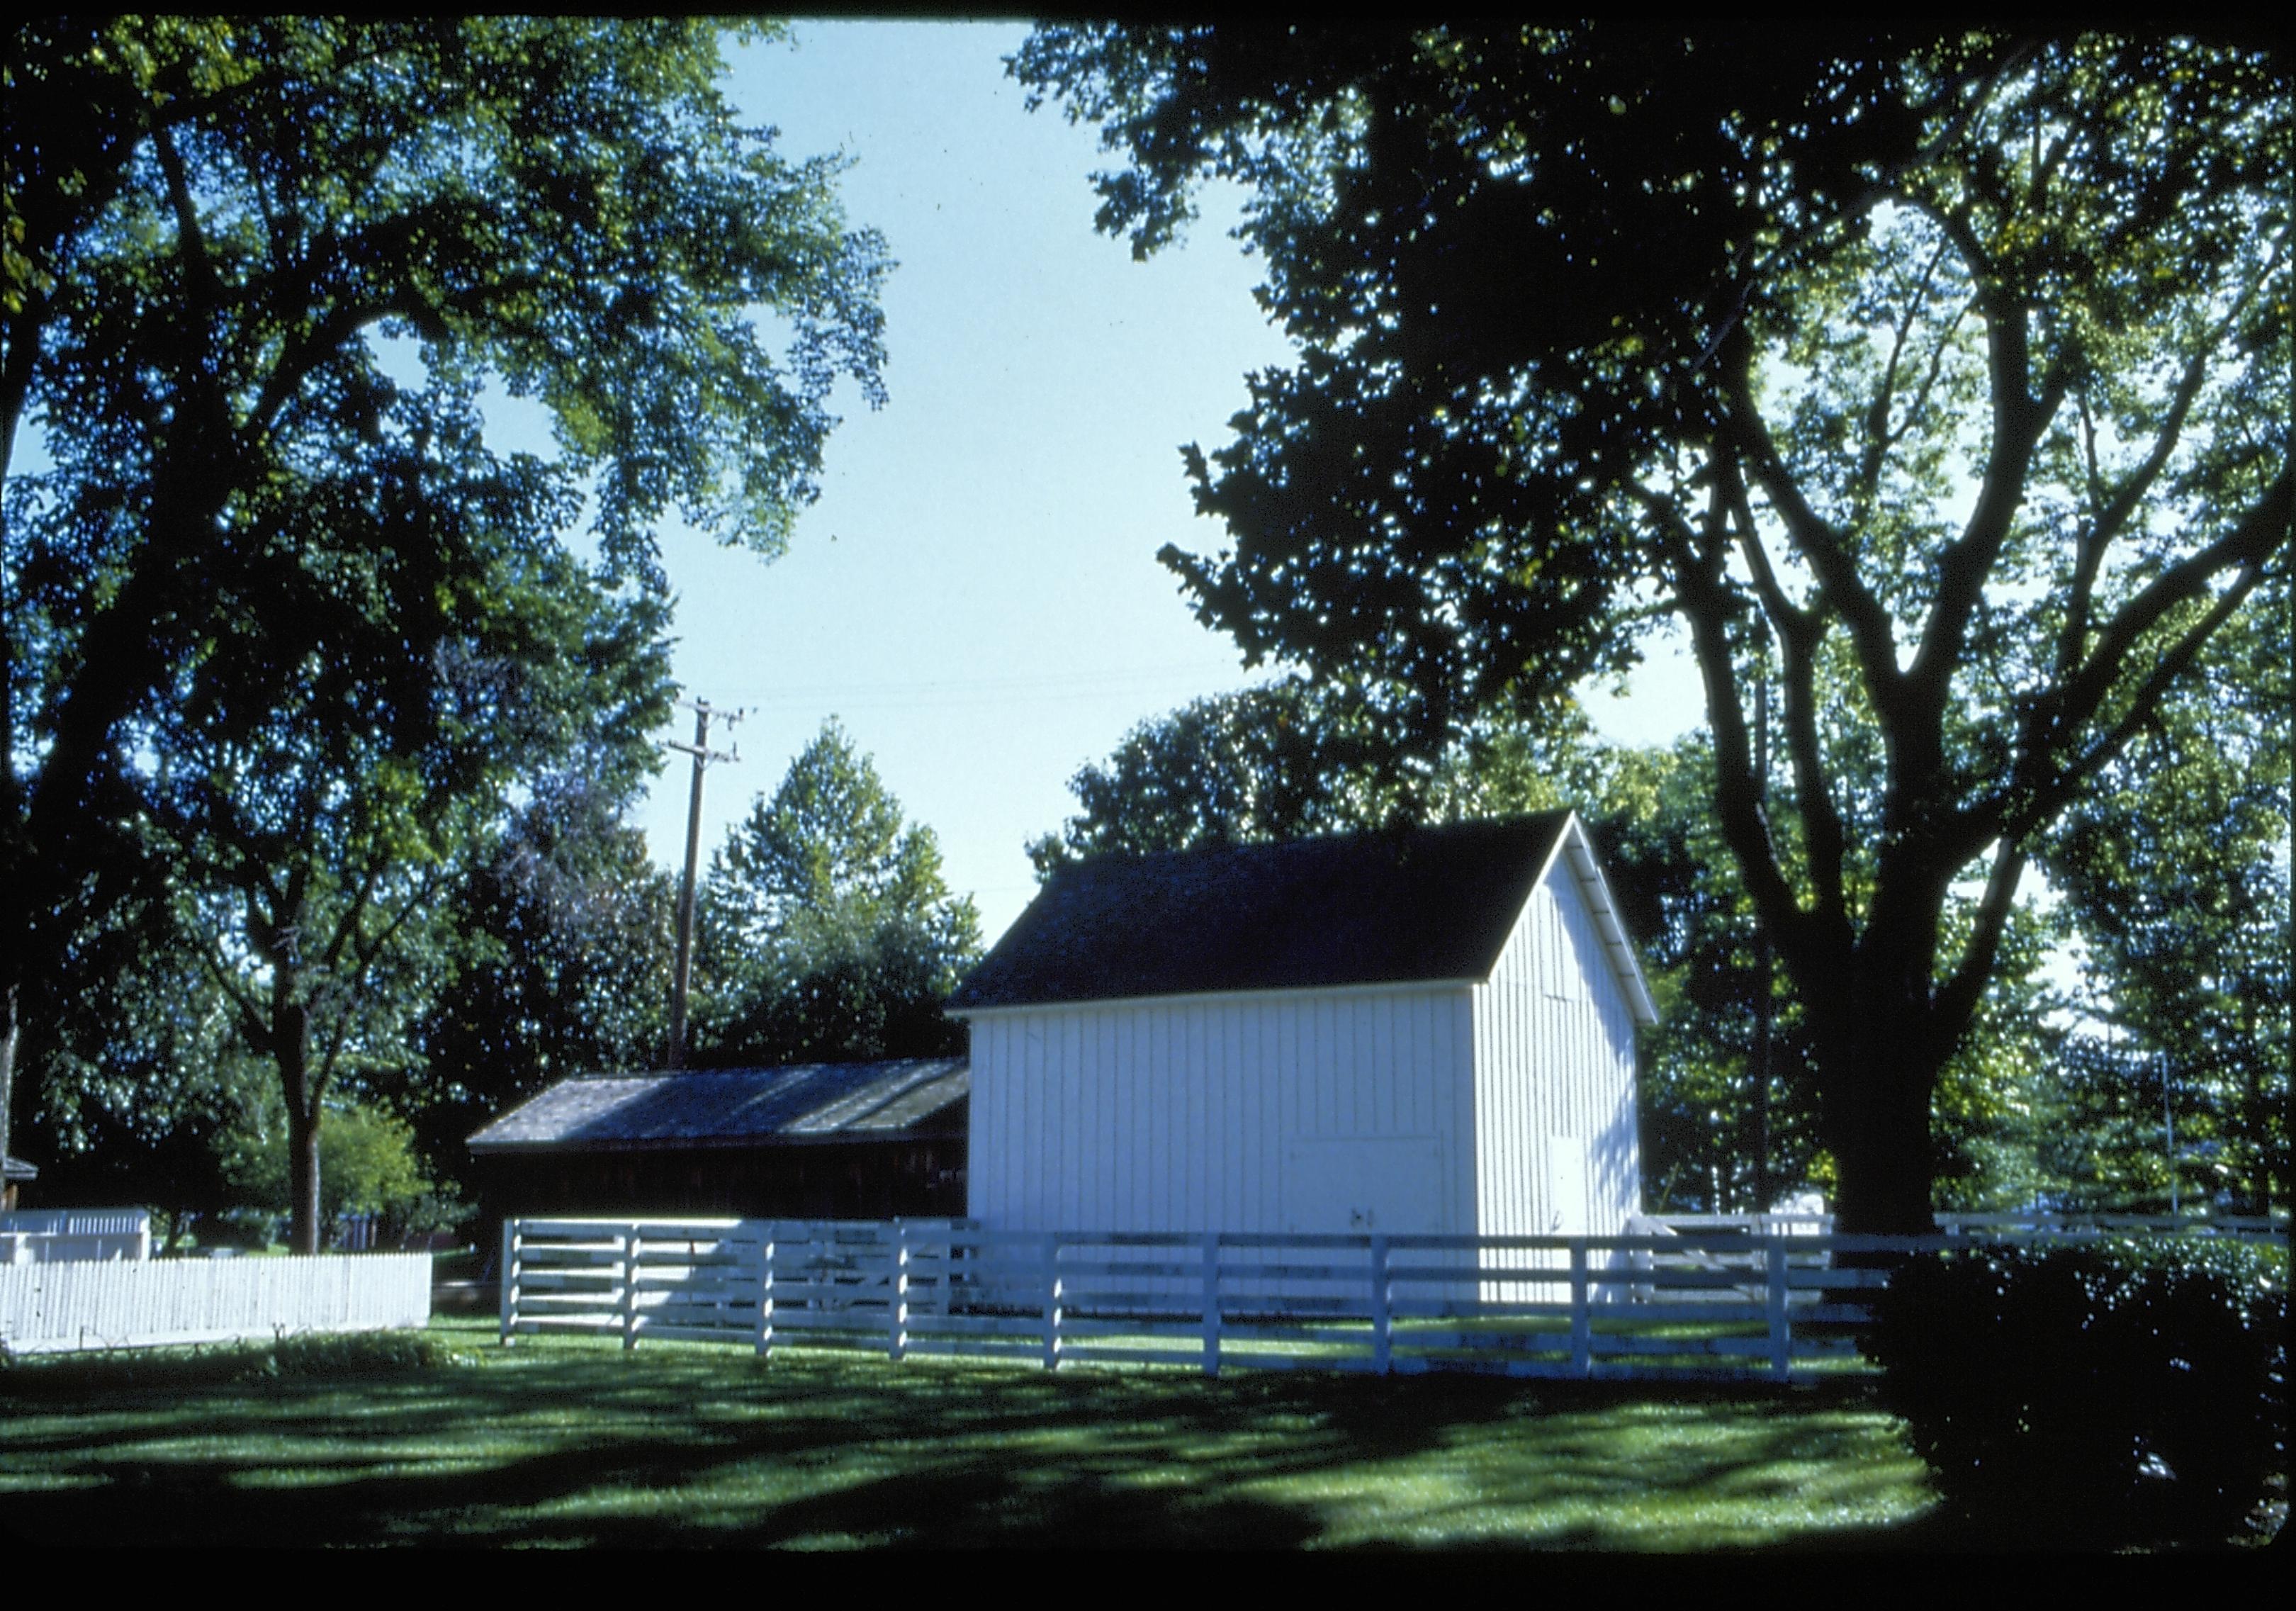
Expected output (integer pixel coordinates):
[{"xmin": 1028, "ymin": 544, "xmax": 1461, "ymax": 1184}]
[
  {"xmin": 498, "ymin": 1218, "xmax": 519, "ymax": 1346},
  {"xmin": 1201, "ymin": 1232, "xmax": 1222, "ymax": 1378},
  {"xmin": 1569, "ymin": 1240, "xmax": 1592, "ymax": 1376},
  {"xmin": 756, "ymin": 1226, "xmax": 776, "ymax": 1359},
  {"xmin": 1766, "ymin": 1238, "xmax": 1791, "ymax": 1381},
  {"xmin": 1042, "ymin": 1234, "xmax": 1062, "ymax": 1371},
  {"xmin": 890, "ymin": 1222, "xmax": 911, "ymax": 1362},
  {"xmin": 621, "ymin": 1224, "xmax": 639, "ymax": 1352},
  {"xmin": 1369, "ymin": 1235, "xmax": 1391, "ymax": 1376}
]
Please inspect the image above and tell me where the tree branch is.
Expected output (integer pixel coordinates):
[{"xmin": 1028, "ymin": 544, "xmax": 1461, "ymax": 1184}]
[
  {"xmin": 149, "ymin": 120, "xmax": 227, "ymax": 342},
  {"xmin": 1850, "ymin": 237, "xmax": 1952, "ymax": 526},
  {"xmin": 2053, "ymin": 247, "xmax": 2281, "ymax": 684},
  {"xmin": 1931, "ymin": 836, "xmax": 2029, "ymax": 1045},
  {"xmin": 1633, "ymin": 469, "xmax": 1826, "ymax": 979},
  {"xmin": 1908, "ymin": 245, "xmax": 2071, "ymax": 705},
  {"xmin": 2011, "ymin": 557, "xmax": 2272, "ymax": 849},
  {"xmin": 2049, "ymin": 464, "xmax": 2294, "ymax": 753},
  {"xmin": 1718, "ymin": 330, "xmax": 1908, "ymax": 715},
  {"xmin": 195, "ymin": 937, "xmax": 271, "ymax": 1050}
]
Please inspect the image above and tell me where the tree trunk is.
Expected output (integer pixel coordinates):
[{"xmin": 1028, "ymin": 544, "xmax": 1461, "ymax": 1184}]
[
  {"xmin": 274, "ymin": 996, "xmax": 323, "ymax": 1254},
  {"xmin": 0, "ymin": 983, "xmax": 16, "ymax": 1184},
  {"xmin": 1818, "ymin": 998, "xmax": 1944, "ymax": 1237},
  {"xmin": 288, "ymin": 1101, "xmax": 323, "ymax": 1254}
]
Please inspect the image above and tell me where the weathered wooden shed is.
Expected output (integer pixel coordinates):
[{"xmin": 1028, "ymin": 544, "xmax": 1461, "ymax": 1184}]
[
  {"xmin": 466, "ymin": 1058, "xmax": 968, "ymax": 1222},
  {"xmin": 949, "ymin": 814, "xmax": 1655, "ymax": 1240}
]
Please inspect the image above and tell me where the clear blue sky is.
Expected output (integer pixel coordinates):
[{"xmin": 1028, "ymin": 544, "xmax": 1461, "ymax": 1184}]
[{"xmin": 634, "ymin": 21, "xmax": 1705, "ymax": 944}]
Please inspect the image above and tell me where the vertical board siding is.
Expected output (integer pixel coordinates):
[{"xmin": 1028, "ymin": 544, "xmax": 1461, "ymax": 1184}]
[
  {"xmin": 969, "ymin": 986, "xmax": 1474, "ymax": 1240},
  {"xmin": 0, "ymin": 1253, "xmax": 432, "ymax": 1353},
  {"xmin": 1471, "ymin": 853, "xmax": 1643, "ymax": 1298}
]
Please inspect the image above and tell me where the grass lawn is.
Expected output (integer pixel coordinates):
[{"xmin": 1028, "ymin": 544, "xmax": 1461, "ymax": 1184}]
[{"xmin": 1, "ymin": 1316, "xmax": 1957, "ymax": 1550}]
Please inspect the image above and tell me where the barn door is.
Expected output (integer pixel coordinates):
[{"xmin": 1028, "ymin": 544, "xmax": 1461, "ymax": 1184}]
[
  {"xmin": 1546, "ymin": 1136, "xmax": 1590, "ymax": 1235},
  {"xmin": 1281, "ymin": 1136, "xmax": 1444, "ymax": 1234}
]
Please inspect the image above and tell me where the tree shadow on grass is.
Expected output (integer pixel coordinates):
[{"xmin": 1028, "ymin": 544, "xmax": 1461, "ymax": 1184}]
[
  {"xmin": 0, "ymin": 1410, "xmax": 1324, "ymax": 1549},
  {"xmin": 0, "ymin": 1348, "xmax": 1940, "ymax": 1550}
]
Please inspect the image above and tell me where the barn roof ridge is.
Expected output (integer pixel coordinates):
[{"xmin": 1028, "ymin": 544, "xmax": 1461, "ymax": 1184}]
[{"xmin": 536, "ymin": 1056, "xmax": 956, "ymax": 1084}]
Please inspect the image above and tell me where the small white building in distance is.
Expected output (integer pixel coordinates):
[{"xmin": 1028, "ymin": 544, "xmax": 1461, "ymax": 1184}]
[{"xmin": 949, "ymin": 813, "xmax": 1656, "ymax": 1242}]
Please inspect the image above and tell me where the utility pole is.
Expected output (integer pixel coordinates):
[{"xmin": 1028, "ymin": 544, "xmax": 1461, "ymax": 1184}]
[
  {"xmin": 1750, "ymin": 621, "xmax": 1775, "ymax": 1212},
  {"xmin": 663, "ymin": 698, "xmax": 742, "ymax": 1070}
]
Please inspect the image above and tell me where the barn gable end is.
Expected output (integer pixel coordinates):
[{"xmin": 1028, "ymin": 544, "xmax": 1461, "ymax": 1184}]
[{"xmin": 1470, "ymin": 818, "xmax": 1645, "ymax": 1245}]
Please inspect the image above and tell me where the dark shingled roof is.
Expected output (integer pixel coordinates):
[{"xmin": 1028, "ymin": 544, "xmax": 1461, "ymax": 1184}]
[
  {"xmin": 950, "ymin": 814, "xmax": 1576, "ymax": 1011},
  {"xmin": 466, "ymin": 1058, "xmax": 967, "ymax": 1154}
]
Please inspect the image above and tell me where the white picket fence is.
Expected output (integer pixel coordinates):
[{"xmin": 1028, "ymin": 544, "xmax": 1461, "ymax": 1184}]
[
  {"xmin": 0, "ymin": 1252, "xmax": 432, "ymax": 1354},
  {"xmin": 504, "ymin": 1218, "xmax": 1940, "ymax": 1381}
]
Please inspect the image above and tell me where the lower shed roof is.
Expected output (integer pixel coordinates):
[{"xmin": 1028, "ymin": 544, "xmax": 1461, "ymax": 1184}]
[{"xmin": 466, "ymin": 1058, "xmax": 968, "ymax": 1155}]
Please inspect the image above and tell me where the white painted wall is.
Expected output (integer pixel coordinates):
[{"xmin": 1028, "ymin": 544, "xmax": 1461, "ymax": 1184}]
[
  {"xmin": 965, "ymin": 983, "xmax": 1477, "ymax": 1235},
  {"xmin": 1468, "ymin": 848, "xmax": 1643, "ymax": 1296}
]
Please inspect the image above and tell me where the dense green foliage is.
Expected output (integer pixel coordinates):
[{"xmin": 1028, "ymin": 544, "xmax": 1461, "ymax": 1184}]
[
  {"xmin": 16, "ymin": 907, "xmax": 248, "ymax": 1221},
  {"xmin": 1028, "ymin": 676, "xmax": 1578, "ymax": 876},
  {"xmin": 410, "ymin": 773, "xmax": 677, "ymax": 1177},
  {"xmin": 215, "ymin": 1095, "xmax": 443, "ymax": 1247},
  {"xmin": 695, "ymin": 722, "xmax": 981, "ymax": 1067},
  {"xmin": 4, "ymin": 20, "xmax": 889, "ymax": 1241},
  {"xmin": 2038, "ymin": 582, "xmax": 2291, "ymax": 1214},
  {"xmin": 1015, "ymin": 26, "xmax": 2292, "ymax": 1231},
  {"xmin": 1868, "ymin": 1238, "xmax": 2288, "ymax": 1544}
]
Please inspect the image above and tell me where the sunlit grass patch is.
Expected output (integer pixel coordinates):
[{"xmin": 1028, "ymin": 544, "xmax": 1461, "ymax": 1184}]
[{"xmin": 0, "ymin": 1315, "xmax": 1954, "ymax": 1549}]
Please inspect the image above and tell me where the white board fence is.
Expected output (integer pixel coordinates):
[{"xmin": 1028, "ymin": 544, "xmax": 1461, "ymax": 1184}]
[
  {"xmin": 502, "ymin": 1214, "xmax": 2287, "ymax": 1383},
  {"xmin": 0, "ymin": 1253, "xmax": 432, "ymax": 1354},
  {"xmin": 503, "ymin": 1218, "xmax": 1932, "ymax": 1381}
]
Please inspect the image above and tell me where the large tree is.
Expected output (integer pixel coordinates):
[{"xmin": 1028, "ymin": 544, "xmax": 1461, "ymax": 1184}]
[
  {"xmin": 141, "ymin": 449, "xmax": 668, "ymax": 1252},
  {"xmin": 410, "ymin": 768, "xmax": 677, "ymax": 1185},
  {"xmin": 697, "ymin": 720, "xmax": 980, "ymax": 1067},
  {"xmin": 1015, "ymin": 26, "xmax": 2292, "ymax": 1231},
  {"xmin": 3, "ymin": 19, "xmax": 889, "ymax": 1221}
]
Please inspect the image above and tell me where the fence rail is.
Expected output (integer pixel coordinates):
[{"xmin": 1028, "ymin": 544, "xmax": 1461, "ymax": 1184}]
[
  {"xmin": 516, "ymin": 1217, "xmax": 2253, "ymax": 1382},
  {"xmin": 502, "ymin": 1216, "xmax": 2287, "ymax": 1383}
]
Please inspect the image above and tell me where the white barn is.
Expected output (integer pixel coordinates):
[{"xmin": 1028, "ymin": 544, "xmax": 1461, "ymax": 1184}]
[{"xmin": 950, "ymin": 814, "xmax": 1656, "ymax": 1242}]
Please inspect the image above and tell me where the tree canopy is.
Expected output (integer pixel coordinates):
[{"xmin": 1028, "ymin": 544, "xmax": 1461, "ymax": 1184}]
[
  {"xmin": 2038, "ymin": 575, "xmax": 2290, "ymax": 1212},
  {"xmin": 697, "ymin": 721, "xmax": 980, "ymax": 1067},
  {"xmin": 1027, "ymin": 676, "xmax": 1579, "ymax": 875},
  {"xmin": 4, "ymin": 19, "xmax": 889, "ymax": 1236},
  {"xmin": 410, "ymin": 770, "xmax": 677, "ymax": 1182},
  {"xmin": 1015, "ymin": 26, "xmax": 2292, "ymax": 1230}
]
